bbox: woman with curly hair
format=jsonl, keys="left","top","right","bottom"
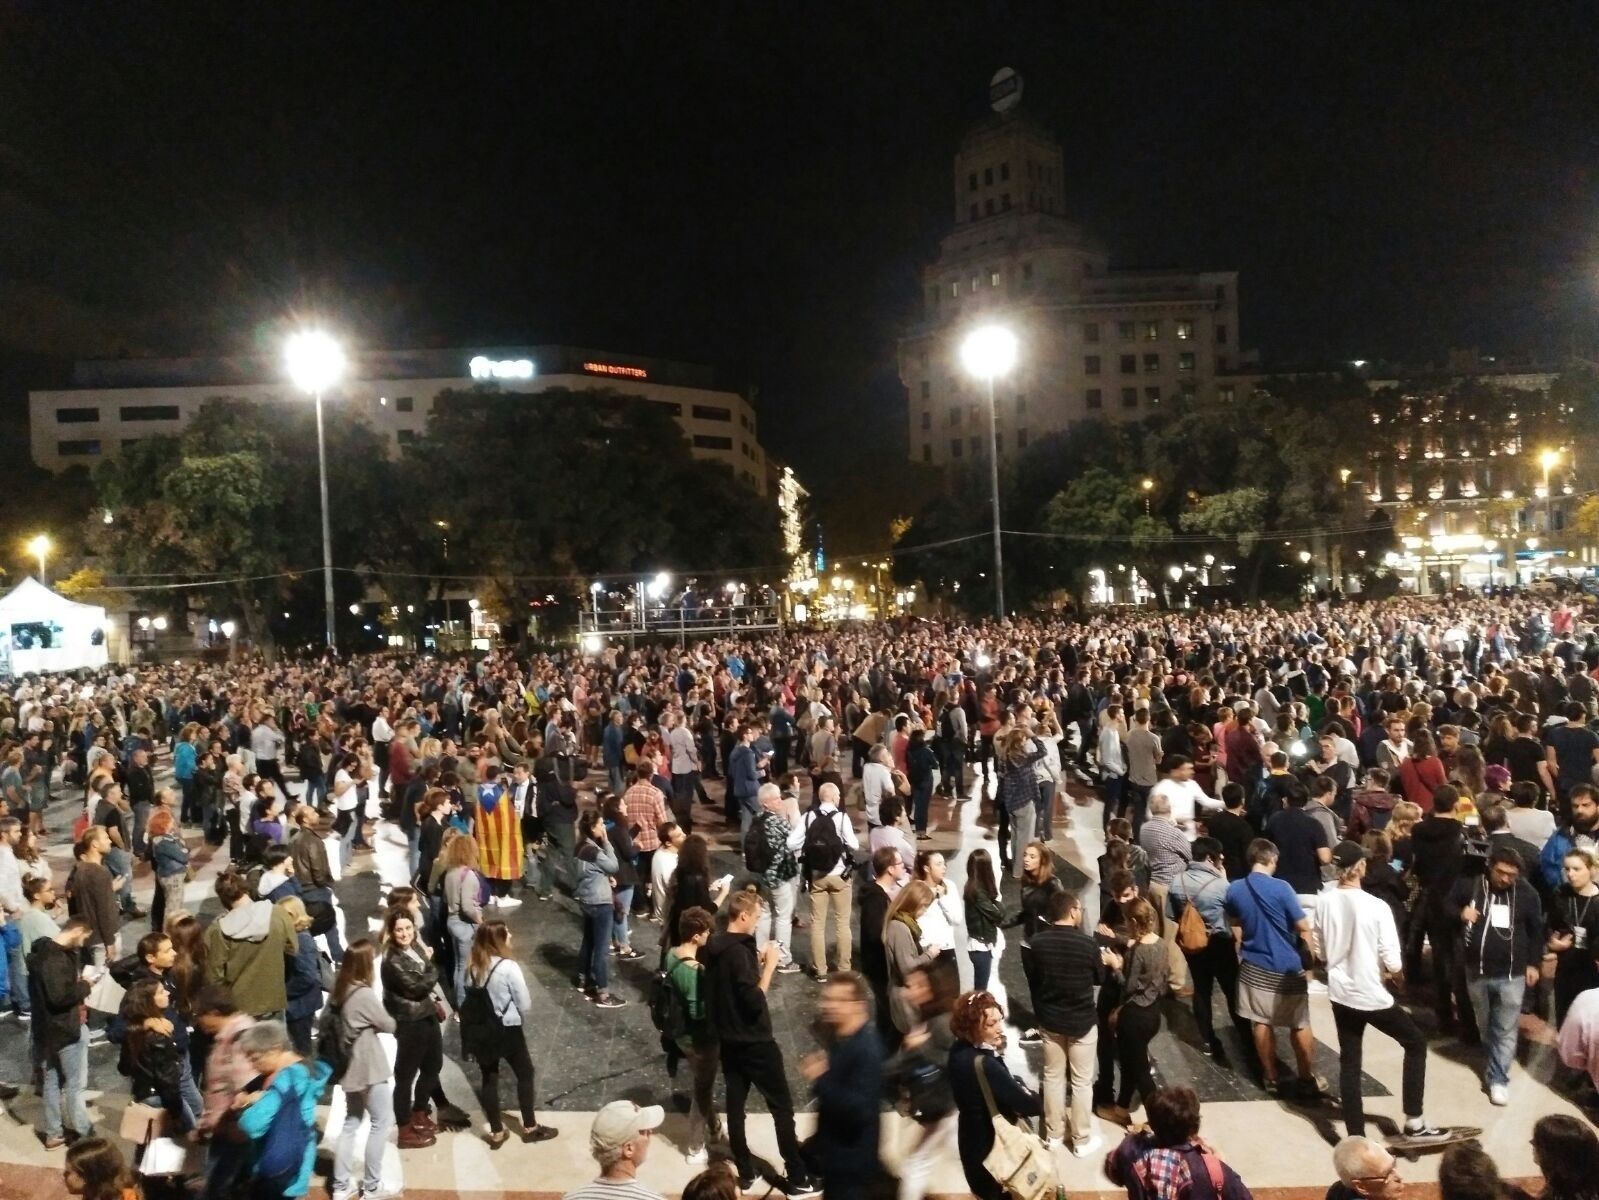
{"left": 946, "top": 990, "right": 1041, "bottom": 1200}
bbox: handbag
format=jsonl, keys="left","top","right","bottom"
{"left": 974, "top": 1055, "right": 1058, "bottom": 1200}
{"left": 120, "top": 1100, "right": 168, "bottom": 1144}
{"left": 87, "top": 970, "right": 126, "bottom": 1015}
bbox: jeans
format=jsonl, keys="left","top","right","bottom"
{"left": 1121, "top": 783, "right": 1150, "bottom": 839}
{"left": 301, "top": 885, "right": 345, "bottom": 962}
{"left": 393, "top": 1017, "right": 443, "bottom": 1122}
{"left": 1036, "top": 780, "right": 1056, "bottom": 841}
{"left": 5, "top": 923, "right": 27, "bottom": 1014}
{"left": 612, "top": 888, "right": 634, "bottom": 950}
{"left": 1186, "top": 934, "right": 1241, "bottom": 1040}
{"left": 334, "top": 1080, "right": 394, "bottom": 1195}
{"left": 911, "top": 779, "right": 933, "bottom": 834}
{"left": 722, "top": 1039, "right": 807, "bottom": 1180}
{"left": 809, "top": 874, "right": 853, "bottom": 972}
{"left": 446, "top": 916, "right": 477, "bottom": 1006}
{"left": 671, "top": 772, "right": 702, "bottom": 834}
{"left": 539, "top": 821, "right": 575, "bottom": 897}
{"left": 41, "top": 1025, "right": 90, "bottom": 1139}
{"left": 1101, "top": 774, "right": 1125, "bottom": 832}
{"left": 940, "top": 743, "right": 966, "bottom": 796}
{"left": 407, "top": 827, "right": 421, "bottom": 881}
{"left": 132, "top": 802, "right": 151, "bottom": 858}
{"left": 579, "top": 902, "right": 614, "bottom": 992}
{"left": 1467, "top": 975, "right": 1526, "bottom": 1087}
{"left": 607, "top": 764, "right": 626, "bottom": 795}
{"left": 1008, "top": 803, "right": 1036, "bottom": 879}
{"left": 969, "top": 947, "right": 993, "bottom": 992}
{"left": 178, "top": 778, "right": 197, "bottom": 824}
{"left": 1041, "top": 1025, "right": 1098, "bottom": 1145}
{"left": 339, "top": 810, "right": 361, "bottom": 868}
{"left": 682, "top": 1042, "right": 723, "bottom": 1153}
{"left": 302, "top": 775, "right": 327, "bottom": 812}
{"left": 1332, "top": 1001, "right": 1427, "bottom": 1136}
{"left": 755, "top": 877, "right": 798, "bottom": 966}
{"left": 105, "top": 847, "right": 136, "bottom": 910}
{"left": 476, "top": 1029, "right": 536, "bottom": 1134}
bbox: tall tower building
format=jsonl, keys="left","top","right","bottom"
{"left": 899, "top": 73, "right": 1241, "bottom": 469}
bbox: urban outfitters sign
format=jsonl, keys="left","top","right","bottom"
{"left": 469, "top": 356, "right": 534, "bottom": 380}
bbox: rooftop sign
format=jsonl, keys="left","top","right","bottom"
{"left": 469, "top": 356, "right": 535, "bottom": 380}
{"left": 583, "top": 361, "right": 648, "bottom": 379}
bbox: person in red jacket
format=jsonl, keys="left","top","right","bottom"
{"left": 1397, "top": 729, "right": 1446, "bottom": 813}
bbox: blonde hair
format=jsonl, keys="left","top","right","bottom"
{"left": 1389, "top": 801, "right": 1423, "bottom": 839}
{"left": 275, "top": 895, "right": 313, "bottom": 932}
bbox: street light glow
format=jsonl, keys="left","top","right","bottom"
{"left": 581, "top": 633, "right": 604, "bottom": 654}
{"left": 959, "top": 325, "right": 1018, "bottom": 380}
{"left": 1541, "top": 448, "right": 1560, "bottom": 472}
{"left": 285, "top": 330, "right": 346, "bottom": 394}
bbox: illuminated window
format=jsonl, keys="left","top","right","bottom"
{"left": 950, "top": 281, "right": 959, "bottom": 298}
{"left": 1143, "top": 321, "right": 1160, "bottom": 341}
{"left": 1143, "top": 354, "right": 1160, "bottom": 373}
{"left": 1084, "top": 322, "right": 1100, "bottom": 343}
{"left": 971, "top": 275, "right": 980, "bottom": 292}
{"left": 1121, "top": 387, "right": 1138, "bottom": 409}
{"left": 1086, "top": 388, "right": 1103, "bottom": 410}
{"left": 1085, "top": 355, "right": 1102, "bottom": 376}
{"left": 1118, "top": 321, "right": 1136, "bottom": 340}
{"left": 1178, "top": 352, "right": 1196, "bottom": 373}
{"left": 1145, "top": 387, "right": 1161, "bottom": 405}
{"left": 990, "top": 269, "right": 1001, "bottom": 287}
{"left": 1120, "top": 354, "right": 1137, "bottom": 374}
{"left": 55, "top": 407, "right": 99, "bottom": 424}
{"left": 1176, "top": 320, "right": 1194, "bottom": 341}
{"left": 1219, "top": 385, "right": 1236, "bottom": 403}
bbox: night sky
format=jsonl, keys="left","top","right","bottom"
{"left": 2, "top": 4, "right": 1597, "bottom": 527}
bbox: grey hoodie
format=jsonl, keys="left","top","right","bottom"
{"left": 204, "top": 898, "right": 297, "bottom": 1017}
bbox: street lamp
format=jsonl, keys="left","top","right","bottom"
{"left": 1140, "top": 477, "right": 1154, "bottom": 515}
{"left": 959, "top": 324, "right": 1018, "bottom": 620}
{"left": 1540, "top": 448, "right": 1561, "bottom": 535}
{"left": 26, "top": 534, "right": 50, "bottom": 585}
{"left": 285, "top": 329, "right": 346, "bottom": 653}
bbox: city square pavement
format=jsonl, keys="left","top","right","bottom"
{"left": 0, "top": 754, "right": 1583, "bottom": 1199}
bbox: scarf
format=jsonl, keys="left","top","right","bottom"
{"left": 891, "top": 910, "right": 922, "bottom": 945}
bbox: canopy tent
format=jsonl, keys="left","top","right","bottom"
{"left": 0, "top": 577, "right": 109, "bottom": 677}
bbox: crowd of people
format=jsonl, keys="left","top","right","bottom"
{"left": 0, "top": 590, "right": 1596, "bottom": 1200}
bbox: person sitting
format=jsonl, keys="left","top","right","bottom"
{"left": 1105, "top": 1085, "right": 1252, "bottom": 1200}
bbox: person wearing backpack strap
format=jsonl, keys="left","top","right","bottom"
{"left": 1104, "top": 1085, "right": 1254, "bottom": 1200}
{"left": 749, "top": 784, "right": 804, "bottom": 974}
{"left": 232, "top": 1019, "right": 334, "bottom": 1200}
{"left": 1165, "top": 838, "right": 1241, "bottom": 1059}
{"left": 803, "top": 781, "right": 860, "bottom": 978}
{"left": 662, "top": 905, "right": 722, "bottom": 1165}
{"left": 327, "top": 940, "right": 399, "bottom": 1199}
{"left": 460, "top": 921, "right": 558, "bottom": 1150}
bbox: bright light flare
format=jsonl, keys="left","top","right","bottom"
{"left": 960, "top": 325, "right": 1018, "bottom": 380}
{"left": 284, "top": 330, "right": 346, "bottom": 394}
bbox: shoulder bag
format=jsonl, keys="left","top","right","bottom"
{"left": 974, "top": 1055, "right": 1058, "bottom": 1200}
{"left": 1243, "top": 874, "right": 1313, "bottom": 972}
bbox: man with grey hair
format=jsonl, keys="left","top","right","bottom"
{"left": 803, "top": 781, "right": 859, "bottom": 977}
{"left": 751, "top": 782, "right": 804, "bottom": 974}
{"left": 1328, "top": 1135, "right": 1404, "bottom": 1200}
{"left": 561, "top": 1100, "right": 665, "bottom": 1200}
{"left": 861, "top": 744, "right": 895, "bottom": 830}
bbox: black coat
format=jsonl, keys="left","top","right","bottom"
{"left": 382, "top": 947, "right": 442, "bottom": 1023}
{"left": 28, "top": 938, "right": 90, "bottom": 1056}
{"left": 948, "top": 1040, "right": 1042, "bottom": 1200}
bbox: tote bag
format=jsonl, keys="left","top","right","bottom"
{"left": 975, "top": 1056, "right": 1058, "bottom": 1200}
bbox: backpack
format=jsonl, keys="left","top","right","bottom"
{"left": 802, "top": 808, "right": 849, "bottom": 880}
{"left": 649, "top": 952, "right": 692, "bottom": 1047}
{"left": 314, "top": 1003, "right": 350, "bottom": 1087}
{"left": 458, "top": 960, "right": 508, "bottom": 1058}
{"left": 255, "top": 1072, "right": 312, "bottom": 1185}
{"left": 1175, "top": 875, "right": 1222, "bottom": 954}
{"left": 743, "top": 815, "right": 774, "bottom": 875}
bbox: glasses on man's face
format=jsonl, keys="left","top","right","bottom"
{"left": 1354, "top": 1165, "right": 1400, "bottom": 1188}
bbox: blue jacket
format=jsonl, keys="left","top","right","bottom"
{"left": 1542, "top": 825, "right": 1590, "bottom": 891}
{"left": 284, "top": 931, "right": 323, "bottom": 1022}
{"left": 573, "top": 839, "right": 620, "bottom": 907}
{"left": 150, "top": 833, "right": 190, "bottom": 880}
{"left": 172, "top": 741, "right": 196, "bottom": 782}
{"left": 602, "top": 723, "right": 626, "bottom": 767}
{"left": 728, "top": 743, "right": 760, "bottom": 807}
{"left": 238, "top": 1058, "right": 332, "bottom": 1198}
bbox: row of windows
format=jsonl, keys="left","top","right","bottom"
{"left": 1085, "top": 319, "right": 1197, "bottom": 343}
{"left": 692, "top": 404, "right": 731, "bottom": 422}
{"left": 55, "top": 405, "right": 181, "bottom": 424}
{"left": 1085, "top": 387, "right": 1165, "bottom": 410}
{"left": 693, "top": 434, "right": 733, "bottom": 451}
{"left": 931, "top": 262, "right": 1035, "bottom": 306}
{"left": 1085, "top": 352, "right": 1197, "bottom": 376}
{"left": 966, "top": 159, "right": 1057, "bottom": 191}
{"left": 942, "top": 429, "right": 1031, "bottom": 461}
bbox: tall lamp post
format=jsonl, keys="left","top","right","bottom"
{"left": 960, "top": 325, "right": 1018, "bottom": 620}
{"left": 285, "top": 330, "right": 347, "bottom": 653}
{"left": 1540, "top": 448, "right": 1561, "bottom": 537}
{"left": 26, "top": 534, "right": 50, "bottom": 585}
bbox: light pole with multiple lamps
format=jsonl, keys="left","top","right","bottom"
{"left": 960, "top": 325, "right": 1018, "bottom": 621}
{"left": 285, "top": 330, "right": 346, "bottom": 654}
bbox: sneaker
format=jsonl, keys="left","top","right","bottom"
{"left": 1489, "top": 1084, "right": 1509, "bottom": 1106}
{"left": 1044, "top": 1137, "right": 1064, "bottom": 1151}
{"left": 782, "top": 1176, "right": 821, "bottom": 1197}
{"left": 573, "top": 975, "right": 587, "bottom": 991}
{"left": 494, "top": 895, "right": 523, "bottom": 909}
{"left": 685, "top": 1147, "right": 709, "bottom": 1166}
{"left": 616, "top": 948, "right": 644, "bottom": 962}
{"left": 361, "top": 1185, "right": 403, "bottom": 1200}
{"left": 15, "top": 1011, "right": 30, "bottom": 1024}
{"left": 593, "top": 993, "right": 627, "bottom": 1009}
{"left": 1018, "top": 1028, "right": 1043, "bottom": 1045}
{"left": 1298, "top": 1074, "right": 1330, "bottom": 1100}
{"left": 521, "top": 1124, "right": 558, "bottom": 1144}
{"left": 1400, "top": 1120, "right": 1450, "bottom": 1142}
{"left": 0, "top": 1080, "right": 18, "bottom": 1100}
{"left": 1071, "top": 1131, "right": 1106, "bottom": 1159}
{"left": 41, "top": 1133, "right": 66, "bottom": 1151}
{"left": 776, "top": 961, "right": 802, "bottom": 974}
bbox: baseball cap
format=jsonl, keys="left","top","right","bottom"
{"left": 590, "top": 1100, "right": 664, "bottom": 1154}
{"left": 1331, "top": 840, "right": 1367, "bottom": 870}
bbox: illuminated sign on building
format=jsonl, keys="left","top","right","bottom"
{"left": 582, "top": 361, "right": 649, "bottom": 379}
{"left": 469, "top": 356, "right": 535, "bottom": 380}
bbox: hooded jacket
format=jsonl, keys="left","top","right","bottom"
{"left": 204, "top": 899, "right": 298, "bottom": 1016}
{"left": 27, "top": 936, "right": 90, "bottom": 1055}
{"left": 1410, "top": 815, "right": 1465, "bottom": 897}
{"left": 701, "top": 930, "right": 772, "bottom": 1045}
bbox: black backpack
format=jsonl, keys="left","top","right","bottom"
{"left": 649, "top": 953, "right": 692, "bottom": 1047}
{"left": 314, "top": 1002, "right": 350, "bottom": 1088}
{"left": 802, "top": 808, "right": 849, "bottom": 880}
{"left": 458, "top": 961, "right": 508, "bottom": 1057}
{"left": 743, "top": 815, "right": 774, "bottom": 875}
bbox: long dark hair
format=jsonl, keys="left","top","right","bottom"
{"left": 122, "top": 978, "right": 167, "bottom": 1061}
{"left": 678, "top": 832, "right": 711, "bottom": 879}
{"left": 963, "top": 848, "right": 998, "bottom": 903}
{"left": 577, "top": 807, "right": 603, "bottom": 845}
{"left": 1533, "top": 1115, "right": 1599, "bottom": 1200}
{"left": 164, "top": 912, "right": 206, "bottom": 1016}
{"left": 66, "top": 1137, "right": 139, "bottom": 1200}
{"left": 332, "top": 939, "right": 376, "bottom": 1005}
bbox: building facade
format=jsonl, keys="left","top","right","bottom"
{"left": 898, "top": 105, "right": 1243, "bottom": 469}
{"left": 30, "top": 344, "right": 770, "bottom": 493}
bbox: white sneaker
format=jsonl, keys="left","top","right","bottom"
{"left": 685, "top": 1147, "right": 709, "bottom": 1166}
{"left": 1072, "top": 1131, "right": 1106, "bottom": 1159}
{"left": 1044, "top": 1137, "right": 1063, "bottom": 1151}
{"left": 1488, "top": 1084, "right": 1509, "bottom": 1106}
{"left": 331, "top": 1186, "right": 355, "bottom": 1200}
{"left": 1306, "top": 979, "right": 1329, "bottom": 996}
{"left": 362, "top": 1185, "right": 403, "bottom": 1200}
{"left": 494, "top": 895, "right": 523, "bottom": 909}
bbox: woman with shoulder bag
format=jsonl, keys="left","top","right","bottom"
{"left": 460, "top": 921, "right": 558, "bottom": 1149}
{"left": 1098, "top": 899, "right": 1168, "bottom": 1126}
{"left": 380, "top": 908, "right": 447, "bottom": 1150}
{"left": 947, "top": 990, "right": 1044, "bottom": 1200}
{"left": 329, "top": 940, "right": 397, "bottom": 1198}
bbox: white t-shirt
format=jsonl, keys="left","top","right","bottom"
{"left": 333, "top": 768, "right": 358, "bottom": 811}
{"left": 1151, "top": 777, "right": 1215, "bottom": 832}
{"left": 1315, "top": 885, "right": 1401, "bottom": 1011}
{"left": 651, "top": 846, "right": 678, "bottom": 902}
{"left": 1505, "top": 807, "right": 1557, "bottom": 849}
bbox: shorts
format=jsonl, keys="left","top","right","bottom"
{"left": 1237, "top": 960, "right": 1310, "bottom": 1028}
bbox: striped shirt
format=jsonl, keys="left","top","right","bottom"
{"left": 1138, "top": 817, "right": 1192, "bottom": 886}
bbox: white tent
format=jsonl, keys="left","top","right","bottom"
{"left": 0, "top": 577, "right": 110, "bottom": 677}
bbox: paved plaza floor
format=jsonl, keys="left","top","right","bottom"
{"left": 0, "top": 760, "right": 1586, "bottom": 1199}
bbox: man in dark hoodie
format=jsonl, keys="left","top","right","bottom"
{"left": 1454, "top": 845, "right": 1543, "bottom": 1107}
{"left": 800, "top": 971, "right": 884, "bottom": 1200}
{"left": 28, "top": 916, "right": 94, "bottom": 1148}
{"left": 202, "top": 869, "right": 297, "bottom": 1018}
{"left": 1410, "top": 784, "right": 1474, "bottom": 1037}
{"left": 702, "top": 889, "right": 818, "bottom": 1196}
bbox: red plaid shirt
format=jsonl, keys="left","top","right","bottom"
{"left": 623, "top": 781, "right": 669, "bottom": 851}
